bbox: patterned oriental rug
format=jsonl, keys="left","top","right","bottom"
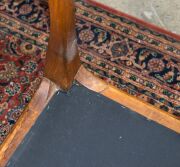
{"left": 0, "top": 0, "right": 180, "bottom": 145}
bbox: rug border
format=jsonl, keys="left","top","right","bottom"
{"left": 84, "top": 0, "right": 180, "bottom": 40}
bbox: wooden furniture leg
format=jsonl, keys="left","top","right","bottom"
{"left": 0, "top": 1, "right": 79, "bottom": 166}
{"left": 45, "top": 0, "right": 80, "bottom": 91}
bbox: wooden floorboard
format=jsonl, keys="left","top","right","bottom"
{"left": 0, "top": 78, "right": 59, "bottom": 167}
{"left": 75, "top": 66, "right": 180, "bottom": 134}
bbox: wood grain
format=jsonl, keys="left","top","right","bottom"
{"left": 45, "top": 0, "right": 80, "bottom": 91}
{"left": 0, "top": 78, "right": 59, "bottom": 167}
{"left": 76, "top": 66, "right": 180, "bottom": 133}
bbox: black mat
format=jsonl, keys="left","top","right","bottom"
{"left": 8, "top": 85, "right": 180, "bottom": 167}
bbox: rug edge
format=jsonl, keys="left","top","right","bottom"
{"left": 84, "top": 0, "right": 180, "bottom": 40}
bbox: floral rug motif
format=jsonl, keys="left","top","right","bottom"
{"left": 0, "top": 0, "right": 48, "bottom": 144}
{"left": 0, "top": 0, "right": 179, "bottom": 145}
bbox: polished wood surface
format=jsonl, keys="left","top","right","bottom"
{"left": 45, "top": 0, "right": 80, "bottom": 91}
{"left": 76, "top": 66, "right": 180, "bottom": 133}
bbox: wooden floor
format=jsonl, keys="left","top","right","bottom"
{"left": 0, "top": 66, "right": 180, "bottom": 167}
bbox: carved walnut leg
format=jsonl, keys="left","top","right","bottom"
{"left": 45, "top": 0, "right": 80, "bottom": 91}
